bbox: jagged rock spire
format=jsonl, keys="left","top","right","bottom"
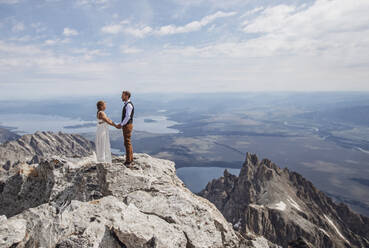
{"left": 200, "top": 153, "right": 369, "bottom": 248}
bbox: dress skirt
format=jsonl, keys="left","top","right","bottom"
{"left": 96, "top": 122, "right": 112, "bottom": 164}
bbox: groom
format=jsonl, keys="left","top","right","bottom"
{"left": 116, "top": 91, "right": 134, "bottom": 166}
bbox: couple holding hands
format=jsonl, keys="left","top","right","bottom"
{"left": 96, "top": 91, "right": 134, "bottom": 167}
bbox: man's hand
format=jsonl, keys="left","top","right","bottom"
{"left": 115, "top": 123, "right": 122, "bottom": 129}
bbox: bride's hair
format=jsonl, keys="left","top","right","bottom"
{"left": 96, "top": 101, "right": 105, "bottom": 117}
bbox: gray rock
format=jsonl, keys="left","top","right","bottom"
{"left": 6, "top": 196, "right": 188, "bottom": 248}
{"left": 0, "top": 156, "right": 102, "bottom": 217}
{"left": 0, "top": 131, "right": 95, "bottom": 203}
{"left": 0, "top": 215, "right": 27, "bottom": 247}
{"left": 0, "top": 153, "right": 252, "bottom": 248}
{"left": 0, "top": 131, "right": 95, "bottom": 170}
{"left": 199, "top": 153, "right": 369, "bottom": 248}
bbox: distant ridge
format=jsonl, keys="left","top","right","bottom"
{"left": 0, "top": 131, "right": 94, "bottom": 172}
{"left": 0, "top": 127, "right": 19, "bottom": 144}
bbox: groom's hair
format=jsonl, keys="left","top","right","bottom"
{"left": 122, "top": 91, "right": 131, "bottom": 99}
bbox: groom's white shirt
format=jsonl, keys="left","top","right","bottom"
{"left": 120, "top": 99, "right": 133, "bottom": 126}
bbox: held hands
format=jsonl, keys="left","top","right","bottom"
{"left": 114, "top": 123, "right": 122, "bottom": 129}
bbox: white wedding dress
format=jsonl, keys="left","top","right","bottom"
{"left": 95, "top": 111, "right": 112, "bottom": 164}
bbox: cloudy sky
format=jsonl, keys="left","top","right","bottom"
{"left": 1, "top": 0, "right": 369, "bottom": 99}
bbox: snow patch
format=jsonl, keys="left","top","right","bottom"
{"left": 273, "top": 201, "right": 286, "bottom": 211}
{"left": 233, "top": 218, "right": 242, "bottom": 229}
{"left": 287, "top": 197, "right": 302, "bottom": 212}
{"left": 319, "top": 228, "right": 330, "bottom": 237}
{"left": 324, "top": 215, "right": 350, "bottom": 245}
{"left": 249, "top": 204, "right": 265, "bottom": 209}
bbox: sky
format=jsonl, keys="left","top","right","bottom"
{"left": 0, "top": 0, "right": 369, "bottom": 99}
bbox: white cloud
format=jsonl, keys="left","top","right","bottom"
{"left": 0, "top": 41, "right": 107, "bottom": 69}
{"left": 31, "top": 23, "right": 47, "bottom": 33}
{"left": 242, "top": 5, "right": 299, "bottom": 34}
{"left": 2, "top": 0, "right": 369, "bottom": 99}
{"left": 0, "top": 40, "right": 128, "bottom": 100}
{"left": 157, "top": 11, "right": 237, "bottom": 35}
{"left": 124, "top": 26, "right": 153, "bottom": 38}
{"left": 101, "top": 11, "right": 236, "bottom": 37}
{"left": 240, "top": 7, "right": 264, "bottom": 18}
{"left": 63, "top": 27, "right": 79, "bottom": 36}
{"left": 44, "top": 39, "right": 58, "bottom": 46}
{"left": 102, "top": 24, "right": 152, "bottom": 38}
{"left": 76, "top": 0, "right": 110, "bottom": 7}
{"left": 101, "top": 20, "right": 129, "bottom": 34}
{"left": 97, "top": 37, "right": 114, "bottom": 47}
{"left": 243, "top": 1, "right": 369, "bottom": 37}
{"left": 44, "top": 38, "right": 70, "bottom": 46}
{"left": 120, "top": 45, "right": 143, "bottom": 54}
{"left": 239, "top": 0, "right": 369, "bottom": 66}
{"left": 72, "top": 48, "right": 109, "bottom": 60}
{"left": 101, "top": 24, "right": 122, "bottom": 34}
{"left": 0, "top": 40, "right": 114, "bottom": 82}
{"left": 8, "top": 35, "right": 33, "bottom": 42}
{"left": 0, "top": 40, "right": 44, "bottom": 56}
{"left": 172, "top": 0, "right": 247, "bottom": 9}
{"left": 12, "top": 22, "right": 24, "bottom": 32}
{"left": 207, "top": 24, "right": 216, "bottom": 32}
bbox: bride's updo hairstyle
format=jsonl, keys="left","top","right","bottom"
{"left": 96, "top": 101, "right": 105, "bottom": 117}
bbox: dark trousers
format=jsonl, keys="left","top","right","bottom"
{"left": 123, "top": 123, "right": 133, "bottom": 162}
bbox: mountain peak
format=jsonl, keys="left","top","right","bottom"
{"left": 246, "top": 152, "right": 258, "bottom": 165}
{"left": 200, "top": 153, "right": 369, "bottom": 248}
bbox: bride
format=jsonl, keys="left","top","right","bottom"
{"left": 96, "top": 100, "right": 118, "bottom": 164}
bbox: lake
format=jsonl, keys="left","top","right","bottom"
{"left": 176, "top": 167, "right": 240, "bottom": 193}
{"left": 0, "top": 113, "right": 179, "bottom": 135}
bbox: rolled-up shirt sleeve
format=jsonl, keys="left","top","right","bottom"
{"left": 120, "top": 103, "right": 133, "bottom": 126}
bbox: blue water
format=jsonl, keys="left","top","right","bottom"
{"left": 0, "top": 113, "right": 179, "bottom": 135}
{"left": 176, "top": 167, "right": 240, "bottom": 193}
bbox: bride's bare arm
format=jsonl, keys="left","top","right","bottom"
{"left": 98, "top": 112, "right": 117, "bottom": 127}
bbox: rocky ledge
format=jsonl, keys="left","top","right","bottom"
{"left": 0, "top": 153, "right": 267, "bottom": 248}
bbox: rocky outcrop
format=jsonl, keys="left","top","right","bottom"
{"left": 199, "top": 153, "right": 369, "bottom": 248}
{"left": 0, "top": 155, "right": 100, "bottom": 217}
{"left": 0, "top": 131, "right": 94, "bottom": 171}
{"left": 0, "top": 152, "right": 253, "bottom": 248}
